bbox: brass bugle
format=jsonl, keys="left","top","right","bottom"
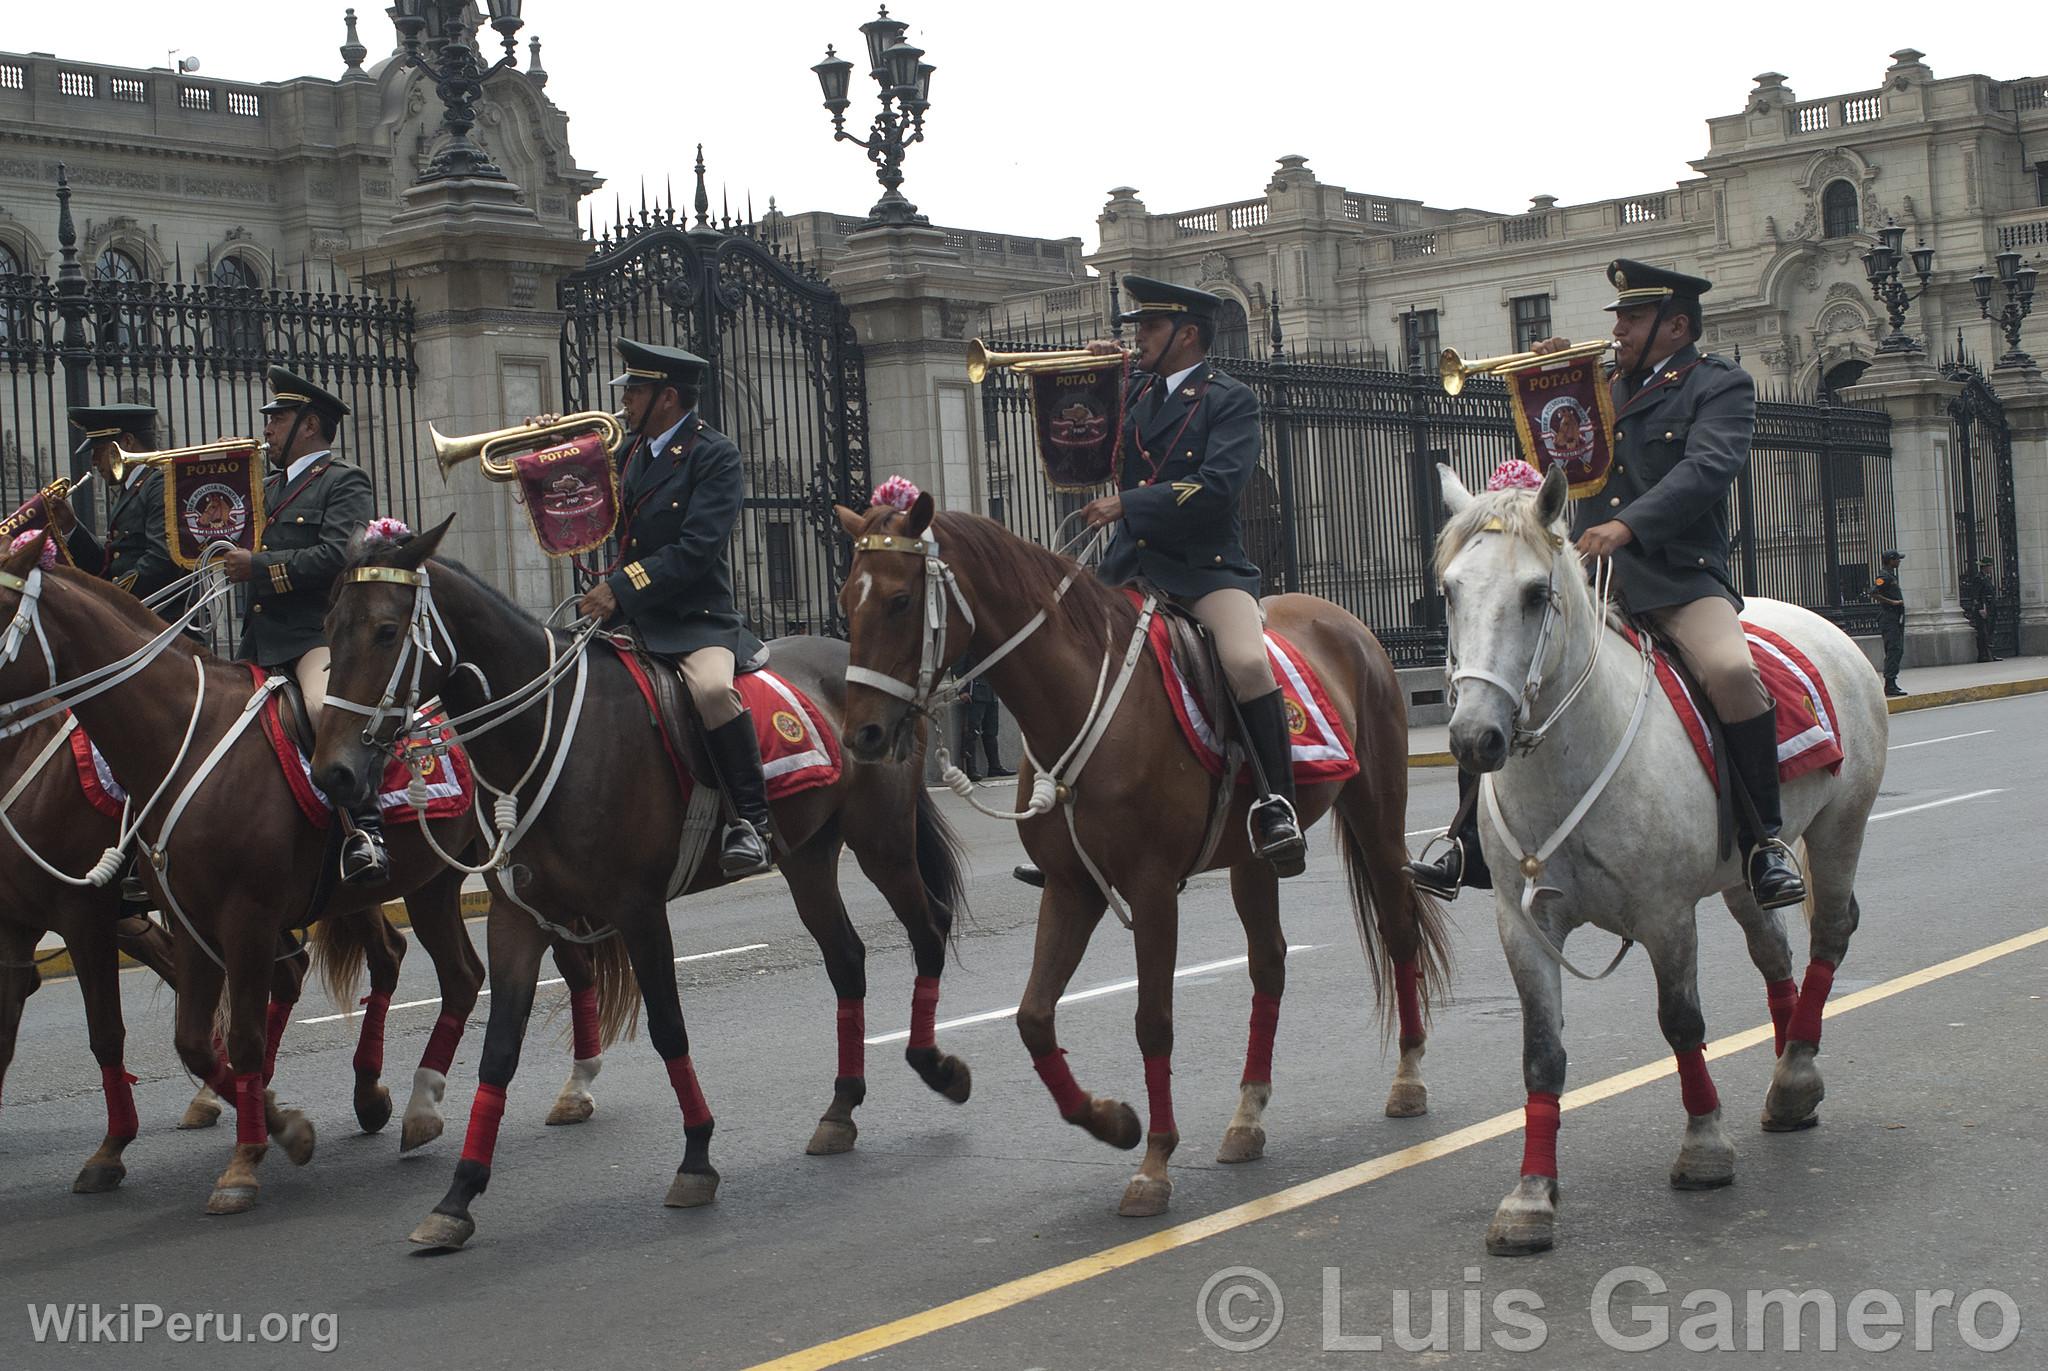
{"left": 966, "top": 339, "right": 1122, "bottom": 383}
{"left": 431, "top": 410, "right": 627, "bottom": 483}
{"left": 109, "top": 437, "right": 263, "bottom": 483}
{"left": 1439, "top": 339, "right": 1614, "bottom": 396}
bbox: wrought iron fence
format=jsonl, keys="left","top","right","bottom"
{"left": 1941, "top": 347, "right": 2019, "bottom": 657}
{"left": 977, "top": 330, "right": 1896, "bottom": 663}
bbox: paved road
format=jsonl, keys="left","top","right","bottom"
{"left": 1, "top": 694, "right": 2042, "bottom": 1369}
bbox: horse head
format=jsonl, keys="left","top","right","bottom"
{"left": 315, "top": 514, "right": 456, "bottom": 806}
{"left": 0, "top": 530, "right": 60, "bottom": 705}
{"left": 1434, "top": 462, "right": 1583, "bottom": 772}
{"left": 834, "top": 488, "right": 957, "bottom": 764}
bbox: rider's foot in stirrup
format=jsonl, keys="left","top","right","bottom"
{"left": 1746, "top": 841, "right": 1806, "bottom": 910}
{"left": 720, "top": 821, "right": 771, "bottom": 879}
{"left": 1251, "top": 797, "right": 1307, "bottom": 878}
{"left": 339, "top": 831, "right": 390, "bottom": 885}
{"left": 1012, "top": 862, "right": 1045, "bottom": 888}
{"left": 1406, "top": 842, "right": 1465, "bottom": 901}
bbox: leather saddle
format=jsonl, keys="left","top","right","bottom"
{"left": 1625, "top": 613, "right": 1737, "bottom": 861}
{"left": 1147, "top": 589, "right": 1241, "bottom": 756}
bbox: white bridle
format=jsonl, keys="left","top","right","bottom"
{"left": 1444, "top": 538, "right": 1616, "bottom": 757}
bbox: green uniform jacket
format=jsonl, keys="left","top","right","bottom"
{"left": 237, "top": 453, "right": 374, "bottom": 668}
{"left": 65, "top": 467, "right": 176, "bottom": 600}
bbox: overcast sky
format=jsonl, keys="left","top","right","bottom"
{"left": 9, "top": 2, "right": 2028, "bottom": 249}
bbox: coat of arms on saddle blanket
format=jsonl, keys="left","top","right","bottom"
{"left": 609, "top": 649, "right": 842, "bottom": 801}
{"left": 1623, "top": 623, "right": 1846, "bottom": 788}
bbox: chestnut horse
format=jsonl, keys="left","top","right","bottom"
{"left": 313, "top": 518, "right": 971, "bottom": 1250}
{"left": 837, "top": 495, "right": 1453, "bottom": 1216}
{"left": 0, "top": 538, "right": 632, "bottom": 1214}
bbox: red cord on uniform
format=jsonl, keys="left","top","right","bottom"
{"left": 835, "top": 999, "right": 864, "bottom": 1079}
{"left": 1675, "top": 1047, "right": 1719, "bottom": 1116}
{"left": 570, "top": 986, "right": 602, "bottom": 1062}
{"left": 420, "top": 1011, "right": 465, "bottom": 1076}
{"left": 1786, "top": 959, "right": 1836, "bottom": 1046}
{"left": 353, "top": 990, "right": 392, "bottom": 1078}
{"left": 1143, "top": 1055, "right": 1176, "bottom": 1137}
{"left": 459, "top": 1083, "right": 508, "bottom": 1167}
{"left": 1765, "top": 978, "right": 1798, "bottom": 1056}
{"left": 908, "top": 976, "right": 941, "bottom": 1051}
{"left": 665, "top": 1055, "right": 713, "bottom": 1129}
{"left": 1241, "top": 992, "right": 1280, "bottom": 1085}
{"left": 1521, "top": 1091, "right": 1561, "bottom": 1179}
{"left": 1033, "top": 1049, "right": 1088, "bottom": 1119}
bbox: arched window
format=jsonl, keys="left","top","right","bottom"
{"left": 0, "top": 241, "right": 25, "bottom": 346}
{"left": 0, "top": 242, "right": 22, "bottom": 277}
{"left": 95, "top": 248, "right": 141, "bottom": 282}
{"left": 210, "top": 254, "right": 260, "bottom": 289}
{"left": 1820, "top": 358, "right": 1869, "bottom": 402}
{"left": 1213, "top": 298, "right": 1250, "bottom": 358}
{"left": 92, "top": 247, "right": 146, "bottom": 355}
{"left": 1821, "top": 180, "right": 1859, "bottom": 239}
{"left": 209, "top": 254, "right": 265, "bottom": 356}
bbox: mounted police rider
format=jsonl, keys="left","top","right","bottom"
{"left": 1409, "top": 259, "right": 1805, "bottom": 911}
{"left": 50, "top": 403, "right": 177, "bottom": 601}
{"left": 575, "top": 339, "right": 773, "bottom": 878}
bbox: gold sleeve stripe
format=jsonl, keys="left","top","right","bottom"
{"left": 623, "top": 562, "right": 652, "bottom": 591}
{"left": 1171, "top": 480, "right": 1203, "bottom": 506}
{"left": 269, "top": 564, "right": 291, "bottom": 594}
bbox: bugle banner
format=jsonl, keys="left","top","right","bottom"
{"left": 511, "top": 432, "right": 621, "bottom": 557}
{"left": 0, "top": 483, "right": 78, "bottom": 566}
{"left": 1501, "top": 351, "right": 1619, "bottom": 499}
{"left": 1027, "top": 355, "right": 1128, "bottom": 490}
{"left": 164, "top": 445, "right": 265, "bottom": 568}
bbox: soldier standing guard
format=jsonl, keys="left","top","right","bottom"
{"left": 1410, "top": 259, "right": 1805, "bottom": 910}
{"left": 228, "top": 367, "right": 387, "bottom": 883}
{"left": 578, "top": 339, "right": 773, "bottom": 878}
{"left": 1963, "top": 554, "right": 2001, "bottom": 663}
{"left": 50, "top": 403, "right": 177, "bottom": 600}
{"left": 1872, "top": 550, "right": 1906, "bottom": 696}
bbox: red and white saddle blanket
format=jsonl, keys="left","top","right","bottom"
{"left": 1623, "top": 623, "right": 1845, "bottom": 789}
{"left": 610, "top": 649, "right": 842, "bottom": 802}
{"left": 1140, "top": 608, "right": 1360, "bottom": 787}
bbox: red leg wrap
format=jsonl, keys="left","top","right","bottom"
{"left": 1143, "top": 1055, "right": 1175, "bottom": 1136}
{"left": 458, "top": 1083, "right": 507, "bottom": 1167}
{"left": 1032, "top": 1049, "right": 1088, "bottom": 1119}
{"left": 100, "top": 1063, "right": 139, "bottom": 1140}
{"left": 1241, "top": 991, "right": 1280, "bottom": 1085}
{"left": 419, "top": 1010, "right": 465, "bottom": 1076}
{"left": 665, "top": 1055, "right": 713, "bottom": 1129}
{"left": 1765, "top": 978, "right": 1798, "bottom": 1056}
{"left": 1675, "top": 1047, "right": 1719, "bottom": 1116}
{"left": 1520, "top": 1091, "right": 1561, "bottom": 1179}
{"left": 570, "top": 985, "right": 601, "bottom": 1062}
{"left": 262, "top": 1001, "right": 292, "bottom": 1084}
{"left": 836, "top": 999, "right": 864, "bottom": 1079}
{"left": 234, "top": 1072, "right": 266, "bottom": 1147}
{"left": 352, "top": 990, "right": 392, "bottom": 1078}
{"left": 908, "top": 975, "right": 940, "bottom": 1051}
{"left": 1395, "top": 958, "right": 1425, "bottom": 1051}
{"left": 1787, "top": 959, "right": 1835, "bottom": 1046}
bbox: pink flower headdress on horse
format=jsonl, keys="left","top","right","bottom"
{"left": 870, "top": 476, "right": 921, "bottom": 512}
{"left": 364, "top": 516, "right": 411, "bottom": 544}
{"left": 8, "top": 530, "right": 58, "bottom": 570}
{"left": 1487, "top": 459, "right": 1544, "bottom": 492}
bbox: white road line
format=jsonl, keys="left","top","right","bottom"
{"left": 1888, "top": 729, "right": 1994, "bottom": 751}
{"left": 863, "top": 944, "right": 1318, "bottom": 1046}
{"left": 295, "top": 942, "right": 769, "bottom": 1025}
{"left": 1868, "top": 789, "right": 2005, "bottom": 823}
{"left": 1404, "top": 826, "right": 1445, "bottom": 839}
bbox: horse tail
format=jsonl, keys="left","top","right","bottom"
{"left": 591, "top": 932, "right": 641, "bottom": 1047}
{"left": 310, "top": 907, "right": 375, "bottom": 1012}
{"left": 913, "top": 784, "right": 971, "bottom": 957}
{"left": 1336, "top": 811, "right": 1455, "bottom": 1046}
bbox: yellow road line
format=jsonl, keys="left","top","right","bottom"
{"left": 744, "top": 922, "right": 2048, "bottom": 1371}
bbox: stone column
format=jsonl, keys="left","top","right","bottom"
{"left": 1839, "top": 350, "right": 1975, "bottom": 665}
{"left": 339, "top": 176, "right": 588, "bottom": 616}
{"left": 1997, "top": 366, "right": 2048, "bottom": 654}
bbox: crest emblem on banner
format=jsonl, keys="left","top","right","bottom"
{"left": 1026, "top": 357, "right": 1129, "bottom": 491}
{"left": 1501, "top": 352, "right": 1620, "bottom": 498}
{"left": 510, "top": 434, "right": 621, "bottom": 557}
{"left": 163, "top": 445, "right": 264, "bottom": 568}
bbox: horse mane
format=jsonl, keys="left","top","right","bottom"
{"left": 344, "top": 535, "right": 551, "bottom": 634}
{"left": 923, "top": 509, "right": 1133, "bottom": 649}
{"left": 1434, "top": 488, "right": 1604, "bottom": 627}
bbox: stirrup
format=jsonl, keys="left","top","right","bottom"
{"left": 1746, "top": 837, "right": 1806, "bottom": 910}
{"left": 339, "top": 831, "right": 390, "bottom": 886}
{"left": 1248, "top": 795, "right": 1306, "bottom": 877}
{"left": 1406, "top": 836, "right": 1465, "bottom": 900}
{"left": 719, "top": 821, "right": 771, "bottom": 878}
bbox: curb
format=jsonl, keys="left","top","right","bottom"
{"left": 34, "top": 888, "right": 493, "bottom": 983}
{"left": 1408, "top": 674, "right": 2048, "bottom": 769}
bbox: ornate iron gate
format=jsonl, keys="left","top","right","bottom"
{"left": 1942, "top": 350, "right": 2020, "bottom": 657}
{"left": 557, "top": 198, "right": 868, "bottom": 639}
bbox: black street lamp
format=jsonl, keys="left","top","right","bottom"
{"left": 811, "top": 6, "right": 935, "bottom": 228}
{"left": 1970, "top": 250, "right": 2040, "bottom": 370}
{"left": 1860, "top": 218, "right": 1935, "bottom": 354}
{"left": 392, "top": 0, "right": 526, "bottom": 183}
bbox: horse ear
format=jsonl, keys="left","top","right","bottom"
{"left": 1437, "top": 463, "right": 1473, "bottom": 516}
{"left": 395, "top": 513, "right": 456, "bottom": 570}
{"left": 834, "top": 504, "right": 865, "bottom": 540}
{"left": 2, "top": 530, "right": 48, "bottom": 578}
{"left": 1535, "top": 461, "right": 1570, "bottom": 531}
{"left": 903, "top": 490, "right": 935, "bottom": 538}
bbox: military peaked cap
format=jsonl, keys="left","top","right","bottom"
{"left": 607, "top": 338, "right": 710, "bottom": 391}
{"left": 260, "top": 366, "right": 351, "bottom": 425}
{"left": 1116, "top": 275, "right": 1224, "bottom": 325}
{"left": 69, "top": 402, "right": 157, "bottom": 458}
{"left": 1604, "top": 259, "right": 1714, "bottom": 312}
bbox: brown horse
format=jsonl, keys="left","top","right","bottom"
{"left": 0, "top": 538, "right": 632, "bottom": 1214}
{"left": 837, "top": 495, "right": 1453, "bottom": 1216}
{"left": 312, "top": 518, "right": 971, "bottom": 1250}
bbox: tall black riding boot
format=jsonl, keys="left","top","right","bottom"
{"left": 1724, "top": 707, "right": 1805, "bottom": 910}
{"left": 1240, "top": 689, "right": 1307, "bottom": 878}
{"left": 706, "top": 712, "right": 774, "bottom": 878}
{"left": 340, "top": 804, "right": 391, "bottom": 885}
{"left": 1406, "top": 768, "right": 1493, "bottom": 900}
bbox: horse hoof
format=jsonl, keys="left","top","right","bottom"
{"left": 1083, "top": 1100, "right": 1142, "bottom": 1151}
{"left": 544, "top": 1095, "right": 595, "bottom": 1127}
{"left": 72, "top": 1163, "right": 127, "bottom": 1194}
{"left": 1385, "top": 1081, "right": 1429, "bottom": 1119}
{"left": 805, "top": 1117, "right": 858, "bottom": 1156}
{"left": 179, "top": 1088, "right": 223, "bottom": 1130}
{"left": 1760, "top": 1110, "right": 1821, "bottom": 1133}
{"left": 356, "top": 1084, "right": 394, "bottom": 1135}
{"left": 276, "top": 1114, "right": 316, "bottom": 1167}
{"left": 938, "top": 1056, "right": 972, "bottom": 1105}
{"left": 408, "top": 1211, "right": 475, "bottom": 1250}
{"left": 1486, "top": 1177, "right": 1558, "bottom": 1257}
{"left": 1216, "top": 1125, "right": 1266, "bottom": 1164}
{"left": 400, "top": 1114, "right": 445, "bottom": 1154}
{"left": 1671, "top": 1151, "right": 1736, "bottom": 1190}
{"left": 1117, "top": 1174, "right": 1172, "bottom": 1218}
{"left": 664, "top": 1168, "right": 720, "bottom": 1208}
{"left": 206, "top": 1184, "right": 258, "bottom": 1216}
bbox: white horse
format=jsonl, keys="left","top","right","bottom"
{"left": 1435, "top": 463, "right": 1887, "bottom": 1256}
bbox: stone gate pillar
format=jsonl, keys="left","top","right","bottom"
{"left": 1997, "top": 367, "right": 2048, "bottom": 655}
